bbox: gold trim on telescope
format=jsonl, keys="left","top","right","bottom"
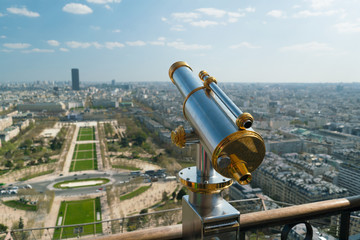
{"left": 204, "top": 76, "right": 217, "bottom": 90}
{"left": 179, "top": 177, "right": 233, "bottom": 194}
{"left": 171, "top": 125, "right": 186, "bottom": 148}
{"left": 182, "top": 86, "right": 206, "bottom": 120}
{"left": 169, "top": 61, "right": 192, "bottom": 84}
{"left": 212, "top": 130, "right": 265, "bottom": 185}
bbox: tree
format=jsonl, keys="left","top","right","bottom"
{"left": 18, "top": 217, "right": 24, "bottom": 229}
{"left": 162, "top": 191, "right": 168, "bottom": 202}
{"left": 176, "top": 188, "right": 187, "bottom": 200}
{"left": 0, "top": 223, "right": 8, "bottom": 232}
{"left": 120, "top": 137, "right": 129, "bottom": 147}
{"left": 133, "top": 132, "right": 147, "bottom": 146}
{"left": 5, "top": 160, "right": 13, "bottom": 168}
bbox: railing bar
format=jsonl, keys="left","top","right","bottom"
{"left": 229, "top": 198, "right": 260, "bottom": 203}
{"left": 10, "top": 208, "right": 182, "bottom": 233}
{"left": 339, "top": 211, "right": 350, "bottom": 240}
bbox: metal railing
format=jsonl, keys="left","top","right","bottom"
{"left": 5, "top": 195, "right": 360, "bottom": 240}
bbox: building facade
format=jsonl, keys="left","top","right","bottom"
{"left": 72, "top": 68, "right": 80, "bottom": 90}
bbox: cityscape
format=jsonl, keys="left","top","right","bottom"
{"left": 2, "top": 0, "right": 360, "bottom": 239}
{"left": 0, "top": 68, "right": 360, "bottom": 239}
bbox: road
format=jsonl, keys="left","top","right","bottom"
{"left": 0, "top": 171, "right": 132, "bottom": 197}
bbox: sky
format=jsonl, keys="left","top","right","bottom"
{"left": 1, "top": 0, "right": 360, "bottom": 83}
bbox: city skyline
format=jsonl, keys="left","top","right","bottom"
{"left": 1, "top": 0, "right": 360, "bottom": 83}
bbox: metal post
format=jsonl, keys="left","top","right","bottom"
{"left": 181, "top": 143, "right": 240, "bottom": 240}
{"left": 339, "top": 211, "right": 350, "bottom": 240}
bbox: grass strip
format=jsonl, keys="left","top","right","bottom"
{"left": 112, "top": 165, "right": 140, "bottom": 171}
{"left": 120, "top": 186, "right": 151, "bottom": 201}
{"left": 19, "top": 170, "right": 54, "bottom": 181}
{"left": 53, "top": 198, "right": 102, "bottom": 239}
{"left": 2, "top": 200, "right": 37, "bottom": 211}
{"left": 53, "top": 178, "right": 109, "bottom": 189}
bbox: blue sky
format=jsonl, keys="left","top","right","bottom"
{"left": 1, "top": 0, "right": 360, "bottom": 83}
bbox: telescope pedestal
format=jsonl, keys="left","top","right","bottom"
{"left": 182, "top": 192, "right": 240, "bottom": 240}
{"left": 179, "top": 145, "right": 240, "bottom": 240}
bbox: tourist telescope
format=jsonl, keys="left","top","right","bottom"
{"left": 169, "top": 61, "right": 266, "bottom": 239}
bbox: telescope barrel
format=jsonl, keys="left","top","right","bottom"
{"left": 169, "top": 61, "right": 265, "bottom": 185}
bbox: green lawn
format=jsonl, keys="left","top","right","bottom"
{"left": 75, "top": 151, "right": 94, "bottom": 160}
{"left": 70, "top": 143, "right": 97, "bottom": 172}
{"left": 53, "top": 198, "right": 102, "bottom": 239}
{"left": 77, "top": 127, "right": 95, "bottom": 141}
{"left": 77, "top": 143, "right": 95, "bottom": 151}
{"left": 70, "top": 160, "right": 95, "bottom": 172}
{"left": 120, "top": 186, "right": 151, "bottom": 201}
{"left": 77, "top": 135, "right": 95, "bottom": 141}
{"left": 2, "top": 200, "right": 37, "bottom": 211}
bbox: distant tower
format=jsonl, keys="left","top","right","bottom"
{"left": 71, "top": 68, "right": 80, "bottom": 90}
{"left": 112, "top": 79, "right": 115, "bottom": 86}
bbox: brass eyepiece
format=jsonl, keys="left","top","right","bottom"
{"left": 236, "top": 112, "right": 254, "bottom": 130}
{"left": 229, "top": 159, "right": 252, "bottom": 185}
{"left": 199, "top": 70, "right": 209, "bottom": 81}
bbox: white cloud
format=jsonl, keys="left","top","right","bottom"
{"left": 161, "top": 17, "right": 167, "bottom": 22}
{"left": 293, "top": 5, "right": 301, "bottom": 9}
{"left": 23, "top": 48, "right": 54, "bottom": 53}
{"left": 92, "top": 42, "right": 103, "bottom": 49}
{"left": 3, "top": 43, "right": 31, "bottom": 49}
{"left": 293, "top": 9, "right": 345, "bottom": 18}
{"left": 172, "top": 12, "right": 200, "bottom": 22}
{"left": 244, "top": 7, "right": 256, "bottom": 13}
{"left": 167, "top": 41, "right": 211, "bottom": 50}
{"left": 63, "top": 3, "right": 93, "bottom": 15}
{"left": 170, "top": 25, "right": 185, "bottom": 31}
{"left": 7, "top": 7, "right": 40, "bottom": 17}
{"left": 227, "top": 12, "right": 245, "bottom": 23}
{"left": 228, "top": 12, "right": 244, "bottom": 18}
{"left": 267, "top": 10, "right": 286, "bottom": 18}
{"left": 126, "top": 41, "right": 146, "bottom": 47}
{"left": 149, "top": 41, "right": 165, "bottom": 46}
{"left": 149, "top": 37, "right": 166, "bottom": 46}
{"left": 0, "top": 35, "right": 6, "bottom": 39}
{"left": 112, "top": 29, "right": 121, "bottom": 33}
{"left": 1, "top": 49, "right": 13, "bottom": 53}
{"left": 87, "top": 0, "right": 121, "bottom": 4}
{"left": 230, "top": 42, "right": 261, "bottom": 49}
{"left": 197, "top": 8, "right": 227, "bottom": 18}
{"left": 90, "top": 26, "right": 101, "bottom": 30}
{"left": 307, "top": 0, "right": 334, "bottom": 9}
{"left": 280, "top": 42, "right": 333, "bottom": 52}
{"left": 66, "top": 41, "right": 92, "bottom": 48}
{"left": 190, "top": 20, "right": 218, "bottom": 27}
{"left": 60, "top": 48, "right": 69, "bottom": 52}
{"left": 105, "top": 5, "right": 111, "bottom": 10}
{"left": 334, "top": 21, "right": 360, "bottom": 33}
{"left": 0, "top": 13, "right": 5, "bottom": 17}
{"left": 47, "top": 40, "right": 60, "bottom": 46}
{"left": 105, "top": 42, "right": 124, "bottom": 49}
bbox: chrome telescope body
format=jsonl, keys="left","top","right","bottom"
{"left": 169, "top": 61, "right": 265, "bottom": 185}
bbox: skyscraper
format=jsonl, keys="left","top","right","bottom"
{"left": 71, "top": 68, "right": 80, "bottom": 90}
